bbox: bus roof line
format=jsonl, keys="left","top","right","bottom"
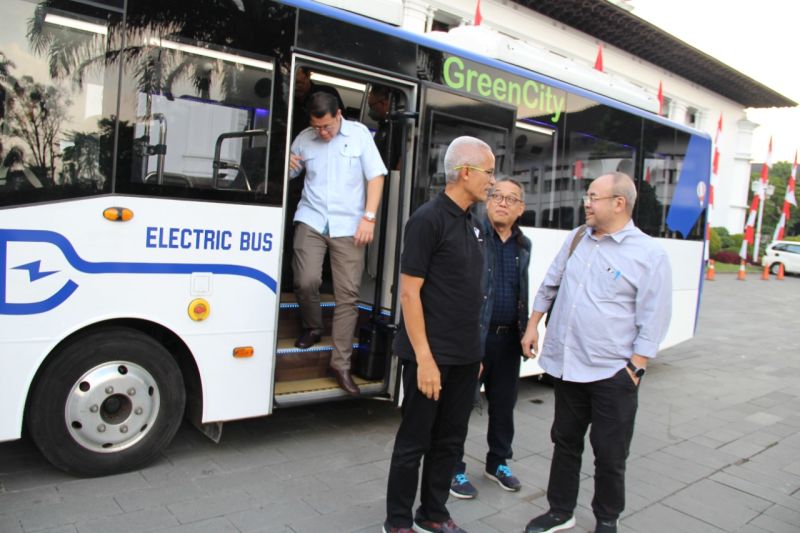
{"left": 280, "top": 0, "right": 710, "bottom": 140}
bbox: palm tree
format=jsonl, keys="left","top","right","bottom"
{"left": 28, "top": 0, "right": 295, "bottom": 101}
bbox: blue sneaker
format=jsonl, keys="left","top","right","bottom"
{"left": 449, "top": 472, "right": 478, "bottom": 499}
{"left": 485, "top": 464, "right": 521, "bottom": 492}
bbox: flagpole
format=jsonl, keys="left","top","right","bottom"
{"left": 753, "top": 138, "right": 772, "bottom": 263}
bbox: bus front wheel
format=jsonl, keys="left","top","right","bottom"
{"left": 27, "top": 327, "right": 186, "bottom": 476}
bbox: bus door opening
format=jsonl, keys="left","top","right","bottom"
{"left": 274, "top": 58, "right": 415, "bottom": 404}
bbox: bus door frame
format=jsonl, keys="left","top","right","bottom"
{"left": 277, "top": 53, "right": 418, "bottom": 406}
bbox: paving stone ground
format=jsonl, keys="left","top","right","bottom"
{"left": 1, "top": 274, "right": 799, "bottom": 532}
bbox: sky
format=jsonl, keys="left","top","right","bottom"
{"left": 630, "top": 0, "right": 800, "bottom": 164}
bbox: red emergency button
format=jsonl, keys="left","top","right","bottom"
{"left": 188, "top": 298, "right": 210, "bottom": 321}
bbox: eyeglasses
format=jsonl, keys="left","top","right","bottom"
{"left": 311, "top": 123, "right": 337, "bottom": 133}
{"left": 582, "top": 194, "right": 620, "bottom": 206}
{"left": 454, "top": 165, "right": 495, "bottom": 177}
{"left": 489, "top": 193, "right": 522, "bottom": 207}
{"left": 310, "top": 117, "right": 339, "bottom": 134}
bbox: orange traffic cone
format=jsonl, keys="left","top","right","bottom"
{"left": 777, "top": 263, "right": 785, "bottom": 280}
{"left": 706, "top": 259, "right": 715, "bottom": 281}
{"left": 761, "top": 264, "right": 770, "bottom": 280}
{"left": 737, "top": 260, "right": 746, "bottom": 280}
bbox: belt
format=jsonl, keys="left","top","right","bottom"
{"left": 488, "top": 324, "right": 516, "bottom": 335}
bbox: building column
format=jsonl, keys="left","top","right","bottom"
{"left": 720, "top": 118, "right": 758, "bottom": 233}
{"left": 668, "top": 100, "right": 687, "bottom": 124}
{"left": 402, "top": 0, "right": 434, "bottom": 33}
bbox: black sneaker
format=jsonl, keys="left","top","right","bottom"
{"left": 450, "top": 472, "right": 478, "bottom": 499}
{"left": 524, "top": 511, "right": 576, "bottom": 533}
{"left": 594, "top": 520, "right": 617, "bottom": 533}
{"left": 485, "top": 464, "right": 521, "bottom": 492}
{"left": 413, "top": 518, "right": 467, "bottom": 533}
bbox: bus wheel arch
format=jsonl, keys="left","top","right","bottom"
{"left": 25, "top": 322, "right": 198, "bottom": 476}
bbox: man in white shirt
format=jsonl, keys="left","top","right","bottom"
{"left": 288, "top": 92, "right": 387, "bottom": 395}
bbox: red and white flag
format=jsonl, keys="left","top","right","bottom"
{"left": 759, "top": 137, "right": 772, "bottom": 201}
{"left": 657, "top": 81, "right": 664, "bottom": 115}
{"left": 772, "top": 151, "right": 798, "bottom": 241}
{"left": 594, "top": 43, "right": 604, "bottom": 72}
{"left": 705, "top": 114, "right": 722, "bottom": 261}
{"left": 573, "top": 160, "right": 584, "bottom": 180}
{"left": 744, "top": 197, "right": 758, "bottom": 246}
{"left": 474, "top": 0, "right": 483, "bottom": 25}
{"left": 787, "top": 151, "right": 797, "bottom": 207}
{"left": 742, "top": 188, "right": 760, "bottom": 262}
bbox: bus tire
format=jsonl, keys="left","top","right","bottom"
{"left": 27, "top": 327, "right": 186, "bottom": 477}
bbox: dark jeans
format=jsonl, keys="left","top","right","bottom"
{"left": 547, "top": 368, "right": 639, "bottom": 522}
{"left": 455, "top": 330, "right": 521, "bottom": 475}
{"left": 386, "top": 359, "right": 480, "bottom": 528}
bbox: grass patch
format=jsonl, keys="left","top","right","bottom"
{"left": 710, "top": 262, "right": 761, "bottom": 274}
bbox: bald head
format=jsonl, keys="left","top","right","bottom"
{"left": 608, "top": 172, "right": 636, "bottom": 216}
{"left": 443, "top": 136, "right": 492, "bottom": 184}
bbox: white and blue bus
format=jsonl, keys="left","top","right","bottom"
{"left": 0, "top": 0, "right": 710, "bottom": 475}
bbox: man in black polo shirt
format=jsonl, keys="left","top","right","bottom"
{"left": 384, "top": 136, "right": 496, "bottom": 533}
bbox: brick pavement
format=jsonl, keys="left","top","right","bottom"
{"left": 1, "top": 274, "right": 799, "bottom": 532}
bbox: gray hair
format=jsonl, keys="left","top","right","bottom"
{"left": 443, "top": 136, "right": 492, "bottom": 183}
{"left": 609, "top": 171, "right": 636, "bottom": 215}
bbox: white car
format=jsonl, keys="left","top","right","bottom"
{"left": 762, "top": 240, "right": 800, "bottom": 275}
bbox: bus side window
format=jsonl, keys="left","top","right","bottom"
{"left": 0, "top": 1, "right": 114, "bottom": 208}
{"left": 115, "top": 31, "right": 277, "bottom": 206}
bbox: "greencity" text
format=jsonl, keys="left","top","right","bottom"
{"left": 442, "top": 56, "right": 564, "bottom": 123}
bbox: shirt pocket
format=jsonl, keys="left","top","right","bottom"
{"left": 594, "top": 264, "right": 624, "bottom": 302}
{"left": 340, "top": 143, "right": 363, "bottom": 163}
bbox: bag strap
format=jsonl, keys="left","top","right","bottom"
{"left": 544, "top": 225, "right": 587, "bottom": 326}
{"left": 568, "top": 224, "right": 587, "bottom": 259}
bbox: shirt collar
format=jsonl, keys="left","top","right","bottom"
{"left": 492, "top": 224, "right": 520, "bottom": 243}
{"left": 588, "top": 219, "right": 636, "bottom": 243}
{"left": 438, "top": 191, "right": 469, "bottom": 217}
{"left": 337, "top": 117, "right": 354, "bottom": 138}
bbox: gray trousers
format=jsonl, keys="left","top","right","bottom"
{"left": 292, "top": 222, "right": 364, "bottom": 370}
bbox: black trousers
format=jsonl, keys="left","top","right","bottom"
{"left": 455, "top": 330, "right": 521, "bottom": 475}
{"left": 386, "top": 359, "right": 480, "bottom": 528}
{"left": 547, "top": 368, "right": 639, "bottom": 522}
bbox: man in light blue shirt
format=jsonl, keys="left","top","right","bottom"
{"left": 521, "top": 172, "right": 672, "bottom": 533}
{"left": 289, "top": 92, "right": 387, "bottom": 395}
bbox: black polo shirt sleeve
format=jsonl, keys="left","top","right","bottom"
{"left": 400, "top": 211, "right": 438, "bottom": 279}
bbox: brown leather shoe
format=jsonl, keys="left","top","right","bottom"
{"left": 330, "top": 367, "right": 360, "bottom": 395}
{"left": 294, "top": 330, "right": 321, "bottom": 349}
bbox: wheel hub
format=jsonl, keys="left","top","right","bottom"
{"left": 65, "top": 361, "right": 160, "bottom": 452}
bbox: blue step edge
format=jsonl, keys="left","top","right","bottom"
{"left": 277, "top": 342, "right": 360, "bottom": 356}
{"left": 280, "top": 301, "right": 392, "bottom": 317}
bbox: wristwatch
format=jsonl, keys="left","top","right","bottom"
{"left": 363, "top": 211, "right": 376, "bottom": 223}
{"left": 626, "top": 361, "right": 645, "bottom": 378}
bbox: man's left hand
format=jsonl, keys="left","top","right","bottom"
{"left": 354, "top": 218, "right": 375, "bottom": 246}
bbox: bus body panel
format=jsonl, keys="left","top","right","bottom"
{"left": 1, "top": 196, "right": 283, "bottom": 439}
{"left": 0, "top": 0, "right": 712, "bottom": 475}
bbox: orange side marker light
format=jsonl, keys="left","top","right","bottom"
{"left": 233, "top": 346, "right": 254, "bottom": 358}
